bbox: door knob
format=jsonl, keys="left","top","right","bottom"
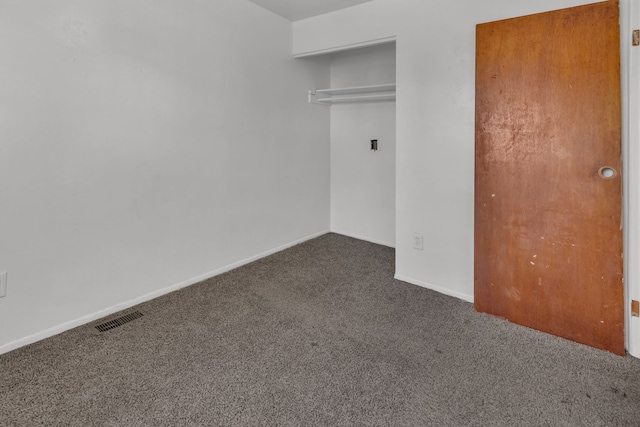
{"left": 598, "top": 166, "right": 616, "bottom": 179}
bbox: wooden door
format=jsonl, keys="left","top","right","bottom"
{"left": 474, "top": 1, "right": 623, "bottom": 355}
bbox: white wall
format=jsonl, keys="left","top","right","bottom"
{"left": 0, "top": 0, "right": 330, "bottom": 353}
{"left": 329, "top": 44, "right": 396, "bottom": 247}
{"left": 293, "top": 0, "right": 640, "bottom": 357}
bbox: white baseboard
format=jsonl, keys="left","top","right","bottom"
{"left": 330, "top": 229, "right": 395, "bottom": 248}
{"left": 394, "top": 274, "right": 474, "bottom": 303}
{"left": 0, "top": 230, "right": 329, "bottom": 356}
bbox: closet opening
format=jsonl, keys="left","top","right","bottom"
{"left": 309, "top": 42, "right": 397, "bottom": 248}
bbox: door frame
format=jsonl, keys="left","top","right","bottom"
{"left": 623, "top": 0, "right": 640, "bottom": 357}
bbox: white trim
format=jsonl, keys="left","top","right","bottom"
{"left": 293, "top": 36, "right": 396, "bottom": 58}
{"left": 395, "top": 274, "right": 474, "bottom": 303}
{"left": 625, "top": 0, "right": 640, "bottom": 358}
{"left": 331, "top": 229, "right": 395, "bottom": 248}
{"left": 0, "top": 230, "right": 330, "bottom": 356}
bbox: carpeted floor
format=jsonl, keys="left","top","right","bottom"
{"left": 1, "top": 233, "right": 639, "bottom": 426}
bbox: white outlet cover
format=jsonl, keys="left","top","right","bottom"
{"left": 413, "top": 233, "right": 424, "bottom": 250}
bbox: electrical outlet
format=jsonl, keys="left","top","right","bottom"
{"left": 413, "top": 233, "right": 423, "bottom": 250}
{"left": 0, "top": 272, "right": 6, "bottom": 298}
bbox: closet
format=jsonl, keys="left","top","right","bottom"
{"left": 310, "top": 42, "right": 396, "bottom": 247}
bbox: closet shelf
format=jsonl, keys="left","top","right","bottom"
{"left": 309, "top": 83, "right": 396, "bottom": 105}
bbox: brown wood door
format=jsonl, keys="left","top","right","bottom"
{"left": 474, "top": 1, "right": 623, "bottom": 355}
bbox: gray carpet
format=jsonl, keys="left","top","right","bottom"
{"left": 1, "top": 233, "right": 639, "bottom": 426}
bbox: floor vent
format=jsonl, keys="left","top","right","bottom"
{"left": 95, "top": 311, "right": 144, "bottom": 333}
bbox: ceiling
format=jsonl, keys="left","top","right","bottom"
{"left": 248, "top": 0, "right": 374, "bottom": 21}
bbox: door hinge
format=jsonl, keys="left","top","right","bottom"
{"left": 633, "top": 300, "right": 640, "bottom": 317}
{"left": 633, "top": 30, "right": 640, "bottom": 46}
